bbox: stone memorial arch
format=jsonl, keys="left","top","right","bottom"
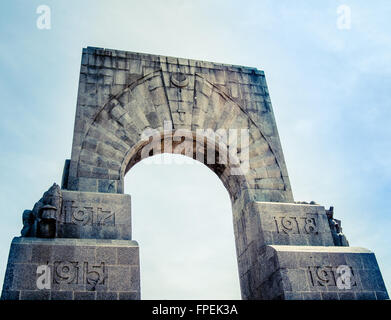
{"left": 1, "top": 47, "right": 388, "bottom": 300}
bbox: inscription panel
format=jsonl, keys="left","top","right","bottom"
{"left": 53, "top": 261, "right": 106, "bottom": 290}
{"left": 251, "top": 202, "right": 335, "bottom": 246}
{"left": 274, "top": 215, "right": 318, "bottom": 235}
{"left": 308, "top": 265, "right": 357, "bottom": 288}
{"left": 57, "top": 190, "right": 131, "bottom": 240}
{"left": 268, "top": 245, "right": 389, "bottom": 299}
{"left": 1, "top": 237, "right": 141, "bottom": 300}
{"left": 60, "top": 202, "right": 115, "bottom": 226}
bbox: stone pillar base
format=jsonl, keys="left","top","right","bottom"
{"left": 249, "top": 245, "right": 389, "bottom": 300}
{"left": 1, "top": 237, "right": 140, "bottom": 300}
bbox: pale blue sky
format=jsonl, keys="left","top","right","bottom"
{"left": 0, "top": 0, "right": 390, "bottom": 299}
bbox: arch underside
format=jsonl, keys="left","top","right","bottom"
{"left": 74, "top": 70, "right": 292, "bottom": 203}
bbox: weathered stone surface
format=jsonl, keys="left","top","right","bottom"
{"left": 66, "top": 47, "right": 294, "bottom": 204}
{"left": 58, "top": 190, "right": 132, "bottom": 240}
{"left": 240, "top": 245, "right": 389, "bottom": 300}
{"left": 1, "top": 237, "right": 140, "bottom": 300}
{"left": 252, "top": 202, "right": 335, "bottom": 246}
{"left": 234, "top": 200, "right": 389, "bottom": 300}
{"left": 1, "top": 47, "right": 388, "bottom": 300}
{"left": 19, "top": 188, "right": 132, "bottom": 240}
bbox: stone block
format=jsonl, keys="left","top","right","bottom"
{"left": 249, "top": 202, "right": 335, "bottom": 246}
{"left": 1, "top": 237, "right": 140, "bottom": 300}
{"left": 301, "top": 292, "right": 322, "bottom": 300}
{"left": 117, "top": 246, "right": 139, "bottom": 265}
{"left": 0, "top": 290, "right": 20, "bottom": 300}
{"left": 57, "top": 190, "right": 131, "bottom": 240}
{"left": 74, "top": 291, "right": 96, "bottom": 300}
{"left": 96, "top": 246, "right": 117, "bottom": 265}
{"left": 51, "top": 291, "right": 73, "bottom": 300}
{"left": 97, "top": 291, "right": 118, "bottom": 300}
{"left": 256, "top": 245, "right": 389, "bottom": 300}
{"left": 119, "top": 291, "right": 140, "bottom": 300}
{"left": 108, "top": 266, "right": 133, "bottom": 291}
{"left": 337, "top": 291, "right": 356, "bottom": 300}
{"left": 20, "top": 290, "right": 50, "bottom": 300}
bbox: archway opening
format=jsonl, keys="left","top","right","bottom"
{"left": 124, "top": 153, "right": 241, "bottom": 299}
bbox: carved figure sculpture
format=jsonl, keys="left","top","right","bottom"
{"left": 326, "top": 206, "right": 349, "bottom": 246}
{"left": 20, "top": 183, "right": 62, "bottom": 238}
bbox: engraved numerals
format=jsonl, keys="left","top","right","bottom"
{"left": 274, "top": 215, "right": 319, "bottom": 235}
{"left": 83, "top": 262, "right": 105, "bottom": 288}
{"left": 53, "top": 261, "right": 106, "bottom": 288}
{"left": 308, "top": 266, "right": 356, "bottom": 288}
{"left": 53, "top": 261, "right": 79, "bottom": 284}
{"left": 61, "top": 201, "right": 115, "bottom": 226}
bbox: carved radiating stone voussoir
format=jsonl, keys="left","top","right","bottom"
{"left": 67, "top": 47, "right": 293, "bottom": 203}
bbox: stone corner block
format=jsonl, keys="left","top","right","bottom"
{"left": 250, "top": 201, "right": 334, "bottom": 246}
{"left": 257, "top": 245, "right": 389, "bottom": 300}
{"left": 1, "top": 237, "right": 140, "bottom": 300}
{"left": 58, "top": 190, "right": 131, "bottom": 240}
